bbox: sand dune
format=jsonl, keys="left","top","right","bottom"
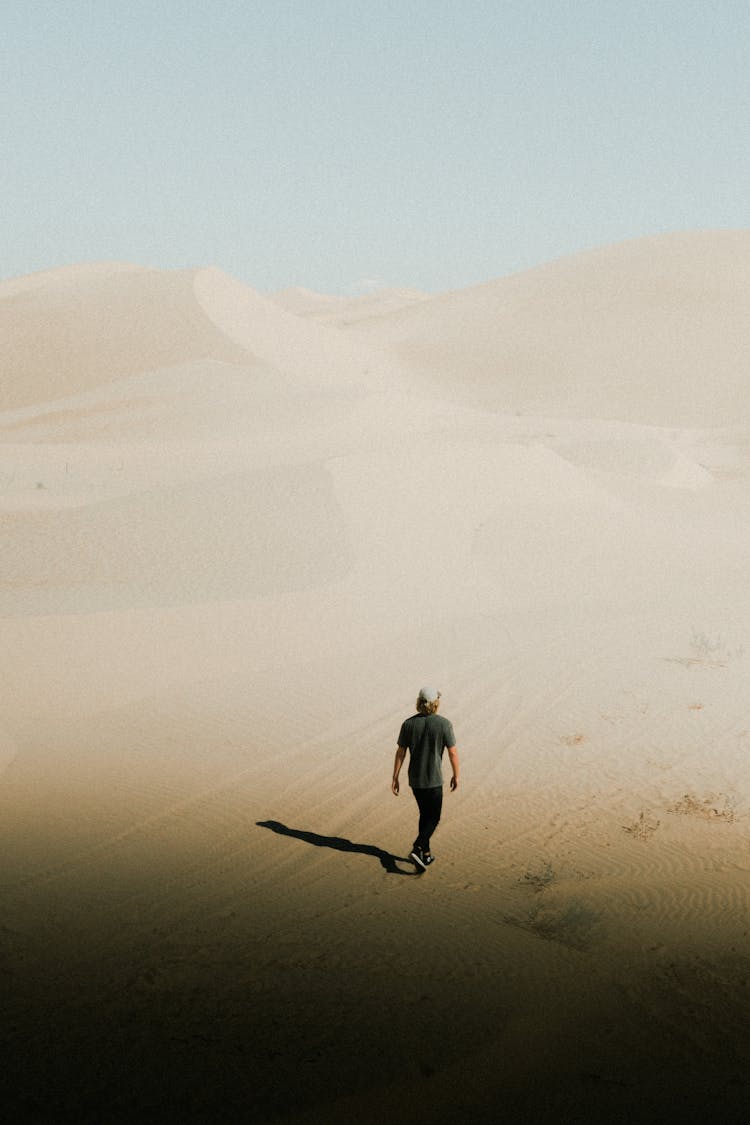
{"left": 344, "top": 230, "right": 750, "bottom": 426}
{"left": 2, "top": 233, "right": 750, "bottom": 1122}
{"left": 271, "top": 284, "right": 430, "bottom": 325}
{"left": 0, "top": 260, "right": 402, "bottom": 414}
{"left": 0, "top": 263, "right": 250, "bottom": 409}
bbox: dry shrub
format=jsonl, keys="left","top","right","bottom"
{"left": 669, "top": 793, "right": 736, "bottom": 822}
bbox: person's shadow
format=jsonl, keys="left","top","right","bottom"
{"left": 256, "top": 820, "right": 419, "bottom": 876}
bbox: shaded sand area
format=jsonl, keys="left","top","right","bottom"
{"left": 2, "top": 232, "right": 750, "bottom": 1122}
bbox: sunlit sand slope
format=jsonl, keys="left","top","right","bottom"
{"left": 345, "top": 230, "right": 750, "bottom": 426}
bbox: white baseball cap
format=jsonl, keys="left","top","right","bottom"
{"left": 418, "top": 686, "right": 441, "bottom": 703}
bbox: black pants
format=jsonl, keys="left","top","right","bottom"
{"left": 412, "top": 786, "right": 443, "bottom": 853}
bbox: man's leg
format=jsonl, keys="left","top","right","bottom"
{"left": 412, "top": 786, "right": 443, "bottom": 853}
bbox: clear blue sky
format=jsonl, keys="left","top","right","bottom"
{"left": 3, "top": 1, "right": 749, "bottom": 293}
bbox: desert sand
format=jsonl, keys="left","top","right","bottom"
{"left": 2, "top": 231, "right": 750, "bottom": 1122}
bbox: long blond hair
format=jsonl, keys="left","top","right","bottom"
{"left": 416, "top": 694, "right": 440, "bottom": 716}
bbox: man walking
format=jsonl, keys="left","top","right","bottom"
{"left": 391, "top": 687, "right": 460, "bottom": 870}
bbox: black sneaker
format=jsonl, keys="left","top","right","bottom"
{"left": 422, "top": 853, "right": 435, "bottom": 867}
{"left": 410, "top": 846, "right": 427, "bottom": 871}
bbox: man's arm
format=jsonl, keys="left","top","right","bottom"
{"left": 447, "top": 746, "right": 460, "bottom": 791}
{"left": 391, "top": 746, "right": 406, "bottom": 795}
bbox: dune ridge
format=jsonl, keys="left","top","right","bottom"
{"left": 2, "top": 232, "right": 750, "bottom": 1122}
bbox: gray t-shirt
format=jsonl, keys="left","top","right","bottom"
{"left": 397, "top": 713, "right": 456, "bottom": 789}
